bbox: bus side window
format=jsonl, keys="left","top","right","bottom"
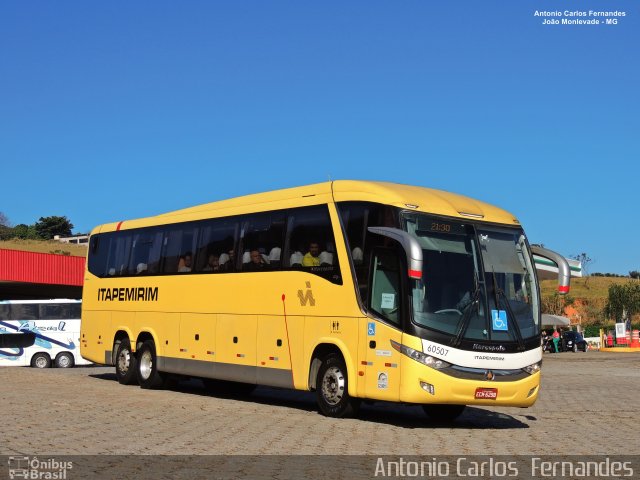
{"left": 10, "top": 303, "right": 39, "bottom": 321}
{"left": 369, "top": 248, "right": 401, "bottom": 326}
{"left": 128, "top": 229, "right": 162, "bottom": 275}
{"left": 284, "top": 205, "right": 341, "bottom": 284}
{"left": 104, "top": 232, "right": 133, "bottom": 276}
{"left": 88, "top": 234, "right": 112, "bottom": 277}
{"left": 40, "top": 304, "right": 63, "bottom": 320}
{"left": 197, "top": 218, "right": 239, "bottom": 273}
{"left": 161, "top": 224, "right": 199, "bottom": 274}
{"left": 239, "top": 211, "right": 286, "bottom": 272}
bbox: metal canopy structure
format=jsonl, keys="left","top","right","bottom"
{"left": 541, "top": 314, "right": 571, "bottom": 327}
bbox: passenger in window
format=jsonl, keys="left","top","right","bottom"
{"left": 178, "top": 252, "right": 193, "bottom": 272}
{"left": 203, "top": 254, "right": 220, "bottom": 272}
{"left": 219, "top": 249, "right": 236, "bottom": 272}
{"left": 302, "top": 242, "right": 322, "bottom": 267}
{"left": 244, "top": 249, "right": 269, "bottom": 271}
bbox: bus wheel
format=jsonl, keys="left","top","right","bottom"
{"left": 31, "top": 353, "right": 51, "bottom": 369}
{"left": 115, "top": 339, "right": 138, "bottom": 385}
{"left": 55, "top": 352, "right": 75, "bottom": 368}
{"left": 136, "top": 340, "right": 165, "bottom": 389}
{"left": 422, "top": 404, "right": 466, "bottom": 422}
{"left": 316, "top": 353, "right": 360, "bottom": 418}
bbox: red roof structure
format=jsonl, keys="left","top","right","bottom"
{"left": 0, "top": 249, "right": 85, "bottom": 299}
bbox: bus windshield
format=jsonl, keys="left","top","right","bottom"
{"left": 403, "top": 213, "right": 540, "bottom": 344}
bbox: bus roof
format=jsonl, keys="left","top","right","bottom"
{"left": 93, "top": 180, "right": 519, "bottom": 233}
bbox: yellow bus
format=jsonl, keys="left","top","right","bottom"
{"left": 80, "top": 180, "right": 570, "bottom": 419}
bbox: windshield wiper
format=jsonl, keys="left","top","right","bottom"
{"left": 491, "top": 269, "right": 525, "bottom": 351}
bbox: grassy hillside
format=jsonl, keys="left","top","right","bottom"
{"left": 540, "top": 276, "right": 640, "bottom": 326}
{"left": 0, "top": 239, "right": 87, "bottom": 257}
{"left": 540, "top": 276, "right": 631, "bottom": 302}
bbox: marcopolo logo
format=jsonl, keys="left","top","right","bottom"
{"left": 8, "top": 456, "right": 73, "bottom": 479}
{"left": 297, "top": 281, "right": 315, "bottom": 307}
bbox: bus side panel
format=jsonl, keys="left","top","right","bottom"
{"left": 137, "top": 311, "right": 180, "bottom": 368}
{"left": 113, "top": 311, "right": 137, "bottom": 352}
{"left": 179, "top": 312, "right": 216, "bottom": 366}
{"left": 215, "top": 314, "right": 257, "bottom": 384}
{"left": 284, "top": 315, "right": 306, "bottom": 390}
{"left": 256, "top": 315, "right": 294, "bottom": 388}
{"left": 0, "top": 319, "right": 93, "bottom": 367}
{"left": 0, "top": 322, "right": 29, "bottom": 366}
{"left": 81, "top": 310, "right": 112, "bottom": 364}
{"left": 359, "top": 318, "right": 403, "bottom": 402}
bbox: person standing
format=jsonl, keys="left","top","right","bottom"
{"left": 552, "top": 329, "right": 560, "bottom": 353}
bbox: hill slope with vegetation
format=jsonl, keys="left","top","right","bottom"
{"left": 0, "top": 239, "right": 87, "bottom": 257}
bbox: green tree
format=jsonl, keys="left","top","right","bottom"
{"left": 12, "top": 224, "right": 40, "bottom": 239}
{"left": 605, "top": 283, "right": 640, "bottom": 322}
{"left": 34, "top": 216, "right": 74, "bottom": 240}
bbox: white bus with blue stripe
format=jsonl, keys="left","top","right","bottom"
{"left": 0, "top": 299, "right": 91, "bottom": 368}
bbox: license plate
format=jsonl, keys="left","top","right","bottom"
{"left": 474, "top": 387, "right": 498, "bottom": 400}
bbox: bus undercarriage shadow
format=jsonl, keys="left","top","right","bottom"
{"left": 89, "top": 372, "right": 530, "bottom": 429}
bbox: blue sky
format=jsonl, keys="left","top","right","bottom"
{"left": 1, "top": 1, "right": 638, "bottom": 274}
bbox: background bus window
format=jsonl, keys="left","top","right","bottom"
{"left": 240, "top": 211, "right": 286, "bottom": 270}
{"left": 161, "top": 223, "right": 199, "bottom": 274}
{"left": 128, "top": 229, "right": 163, "bottom": 275}
{"left": 9, "top": 303, "right": 39, "bottom": 320}
{"left": 40, "top": 303, "right": 82, "bottom": 319}
{"left": 284, "top": 205, "right": 341, "bottom": 284}
{"left": 196, "top": 218, "right": 239, "bottom": 273}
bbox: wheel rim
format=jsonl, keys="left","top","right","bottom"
{"left": 321, "top": 366, "right": 345, "bottom": 406}
{"left": 58, "top": 355, "right": 71, "bottom": 368}
{"left": 118, "top": 348, "right": 131, "bottom": 374}
{"left": 139, "top": 350, "right": 153, "bottom": 381}
{"left": 35, "top": 356, "right": 48, "bottom": 368}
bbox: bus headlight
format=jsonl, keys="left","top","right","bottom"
{"left": 522, "top": 361, "right": 542, "bottom": 375}
{"left": 391, "top": 340, "right": 451, "bottom": 370}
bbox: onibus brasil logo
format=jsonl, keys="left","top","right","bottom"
{"left": 8, "top": 456, "right": 73, "bottom": 479}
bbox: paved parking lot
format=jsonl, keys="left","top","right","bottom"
{"left": 1, "top": 351, "right": 638, "bottom": 457}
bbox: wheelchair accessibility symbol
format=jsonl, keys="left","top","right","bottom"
{"left": 367, "top": 322, "right": 376, "bottom": 336}
{"left": 491, "top": 310, "right": 508, "bottom": 331}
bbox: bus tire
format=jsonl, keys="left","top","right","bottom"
{"left": 55, "top": 352, "right": 75, "bottom": 368}
{"left": 136, "top": 340, "right": 165, "bottom": 389}
{"left": 31, "top": 352, "right": 51, "bottom": 369}
{"left": 316, "top": 353, "right": 359, "bottom": 418}
{"left": 115, "top": 338, "right": 138, "bottom": 385}
{"left": 422, "top": 404, "right": 466, "bottom": 422}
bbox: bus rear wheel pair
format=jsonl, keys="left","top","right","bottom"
{"left": 115, "top": 338, "right": 166, "bottom": 388}
{"left": 30, "top": 352, "right": 74, "bottom": 369}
